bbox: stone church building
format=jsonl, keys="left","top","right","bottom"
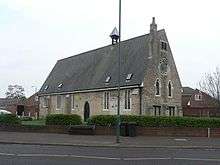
{"left": 38, "top": 18, "right": 182, "bottom": 121}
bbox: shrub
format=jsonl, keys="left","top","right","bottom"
{"left": 0, "top": 114, "right": 21, "bottom": 125}
{"left": 87, "top": 115, "right": 117, "bottom": 126}
{"left": 87, "top": 115, "right": 220, "bottom": 128}
{"left": 45, "top": 114, "right": 82, "bottom": 125}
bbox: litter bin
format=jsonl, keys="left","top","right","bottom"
{"left": 128, "top": 122, "right": 137, "bottom": 137}
{"left": 120, "top": 122, "right": 128, "bottom": 136}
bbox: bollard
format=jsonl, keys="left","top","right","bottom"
{"left": 208, "top": 128, "right": 210, "bottom": 138}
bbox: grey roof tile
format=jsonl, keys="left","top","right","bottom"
{"left": 39, "top": 30, "right": 164, "bottom": 95}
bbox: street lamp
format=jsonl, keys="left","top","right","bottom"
{"left": 116, "top": 0, "right": 122, "bottom": 144}
{"left": 110, "top": 0, "right": 122, "bottom": 143}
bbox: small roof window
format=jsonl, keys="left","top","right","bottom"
{"left": 126, "top": 73, "right": 133, "bottom": 81}
{"left": 44, "top": 85, "right": 49, "bottom": 90}
{"left": 58, "top": 83, "right": 63, "bottom": 88}
{"left": 105, "top": 76, "right": 111, "bottom": 83}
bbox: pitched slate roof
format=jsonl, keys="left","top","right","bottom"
{"left": 182, "top": 87, "right": 195, "bottom": 95}
{"left": 0, "top": 98, "right": 25, "bottom": 109}
{"left": 182, "top": 87, "right": 220, "bottom": 108}
{"left": 39, "top": 30, "right": 165, "bottom": 95}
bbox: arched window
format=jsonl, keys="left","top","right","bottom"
{"left": 155, "top": 79, "right": 160, "bottom": 96}
{"left": 168, "top": 81, "right": 172, "bottom": 97}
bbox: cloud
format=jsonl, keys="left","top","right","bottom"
{"left": 0, "top": 0, "right": 220, "bottom": 97}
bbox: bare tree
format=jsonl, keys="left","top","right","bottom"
{"left": 199, "top": 67, "right": 220, "bottom": 105}
{"left": 5, "top": 85, "right": 26, "bottom": 99}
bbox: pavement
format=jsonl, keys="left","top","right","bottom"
{"left": 0, "top": 131, "right": 220, "bottom": 149}
{"left": 2, "top": 143, "right": 220, "bottom": 165}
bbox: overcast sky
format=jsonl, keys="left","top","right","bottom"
{"left": 0, "top": 0, "right": 219, "bottom": 98}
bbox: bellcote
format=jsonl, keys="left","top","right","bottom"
{"left": 110, "top": 27, "right": 119, "bottom": 45}
{"left": 150, "top": 17, "right": 157, "bottom": 33}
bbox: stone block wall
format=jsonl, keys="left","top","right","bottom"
{"left": 39, "top": 88, "right": 141, "bottom": 120}
{"left": 142, "top": 30, "right": 182, "bottom": 116}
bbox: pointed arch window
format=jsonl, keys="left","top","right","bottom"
{"left": 103, "top": 91, "right": 110, "bottom": 110}
{"left": 168, "top": 81, "right": 172, "bottom": 97}
{"left": 125, "top": 89, "right": 131, "bottom": 109}
{"left": 155, "top": 79, "right": 160, "bottom": 96}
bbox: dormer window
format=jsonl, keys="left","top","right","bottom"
{"left": 161, "top": 41, "right": 167, "bottom": 51}
{"left": 126, "top": 73, "right": 133, "bottom": 81}
{"left": 195, "top": 93, "right": 202, "bottom": 101}
{"left": 44, "top": 85, "right": 49, "bottom": 90}
{"left": 58, "top": 83, "right": 63, "bottom": 88}
{"left": 105, "top": 76, "right": 111, "bottom": 83}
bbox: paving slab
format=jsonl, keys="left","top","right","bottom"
{"left": 0, "top": 131, "right": 220, "bottom": 148}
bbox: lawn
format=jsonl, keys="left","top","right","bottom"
{"left": 21, "top": 119, "right": 46, "bottom": 126}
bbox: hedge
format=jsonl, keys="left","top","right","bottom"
{"left": 45, "top": 114, "right": 82, "bottom": 125}
{"left": 0, "top": 114, "right": 21, "bottom": 125}
{"left": 87, "top": 115, "right": 220, "bottom": 128}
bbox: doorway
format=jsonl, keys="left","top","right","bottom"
{"left": 17, "top": 105, "right": 24, "bottom": 116}
{"left": 84, "top": 101, "right": 90, "bottom": 122}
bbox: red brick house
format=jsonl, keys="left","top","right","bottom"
{"left": 182, "top": 87, "right": 220, "bottom": 117}
{"left": 0, "top": 93, "right": 39, "bottom": 118}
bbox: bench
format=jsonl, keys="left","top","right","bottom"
{"left": 68, "top": 125, "right": 95, "bottom": 135}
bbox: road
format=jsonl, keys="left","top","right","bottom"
{"left": 0, "top": 144, "right": 220, "bottom": 165}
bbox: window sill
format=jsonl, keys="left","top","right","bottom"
{"left": 123, "top": 109, "right": 131, "bottom": 111}
{"left": 103, "top": 109, "right": 110, "bottom": 111}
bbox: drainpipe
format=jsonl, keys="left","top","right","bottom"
{"left": 139, "top": 87, "right": 142, "bottom": 115}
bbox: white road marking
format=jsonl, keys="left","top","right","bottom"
{"left": 174, "top": 158, "right": 220, "bottom": 162}
{"left": 124, "top": 157, "right": 171, "bottom": 161}
{"left": 0, "top": 152, "right": 15, "bottom": 156}
{"left": 1, "top": 152, "right": 220, "bottom": 162}
{"left": 17, "top": 153, "right": 120, "bottom": 160}
{"left": 174, "top": 138, "right": 188, "bottom": 141}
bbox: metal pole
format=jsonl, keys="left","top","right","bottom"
{"left": 116, "top": 0, "right": 121, "bottom": 143}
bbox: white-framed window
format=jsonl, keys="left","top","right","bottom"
{"left": 155, "top": 79, "right": 160, "bottom": 96}
{"left": 168, "top": 81, "right": 173, "bottom": 98}
{"left": 44, "top": 85, "right": 49, "bottom": 91}
{"left": 103, "top": 91, "right": 110, "bottom": 110}
{"left": 126, "top": 73, "right": 133, "bottom": 81}
{"left": 153, "top": 105, "right": 161, "bottom": 116}
{"left": 195, "top": 93, "right": 202, "bottom": 101}
{"left": 58, "top": 83, "right": 63, "bottom": 88}
{"left": 168, "top": 106, "right": 175, "bottom": 116}
{"left": 125, "top": 89, "right": 131, "bottom": 110}
{"left": 105, "top": 76, "right": 111, "bottom": 83}
{"left": 56, "top": 95, "right": 62, "bottom": 110}
{"left": 161, "top": 41, "right": 168, "bottom": 51}
{"left": 42, "top": 96, "right": 49, "bottom": 108}
{"left": 71, "top": 94, "right": 75, "bottom": 110}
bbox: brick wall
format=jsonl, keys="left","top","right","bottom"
{"left": 1, "top": 125, "right": 220, "bottom": 138}
{"left": 94, "top": 126, "right": 220, "bottom": 137}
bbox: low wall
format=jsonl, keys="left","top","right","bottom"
{"left": 95, "top": 126, "right": 218, "bottom": 138}
{"left": 1, "top": 125, "right": 220, "bottom": 138}
{"left": 0, "top": 125, "right": 68, "bottom": 134}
